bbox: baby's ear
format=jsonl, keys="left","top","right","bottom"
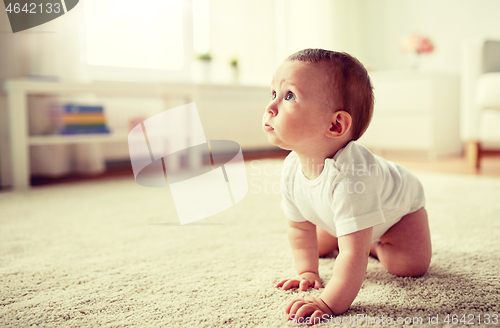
{"left": 325, "top": 110, "right": 352, "bottom": 139}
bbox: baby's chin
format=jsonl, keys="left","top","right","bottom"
{"left": 266, "top": 137, "right": 292, "bottom": 151}
{"left": 263, "top": 129, "right": 293, "bottom": 151}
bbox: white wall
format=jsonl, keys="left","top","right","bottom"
{"left": 201, "top": 0, "right": 500, "bottom": 79}
{"left": 4, "top": 0, "right": 500, "bottom": 184}
{"left": 358, "top": 0, "right": 500, "bottom": 73}
{"left": 208, "top": 0, "right": 275, "bottom": 84}
{"left": 209, "top": 0, "right": 340, "bottom": 84}
{"left": 207, "top": 0, "right": 500, "bottom": 81}
{"left": 3, "top": 1, "right": 500, "bottom": 83}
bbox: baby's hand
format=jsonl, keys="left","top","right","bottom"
{"left": 286, "top": 296, "right": 333, "bottom": 325}
{"left": 275, "top": 271, "right": 322, "bottom": 291}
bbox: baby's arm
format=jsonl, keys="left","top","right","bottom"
{"left": 320, "top": 227, "right": 372, "bottom": 312}
{"left": 286, "top": 227, "right": 372, "bottom": 323}
{"left": 275, "top": 220, "right": 322, "bottom": 291}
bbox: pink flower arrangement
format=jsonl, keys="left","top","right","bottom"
{"left": 400, "top": 34, "right": 434, "bottom": 54}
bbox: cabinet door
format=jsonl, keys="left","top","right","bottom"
{"left": 360, "top": 114, "right": 433, "bottom": 150}
{"left": 372, "top": 78, "right": 434, "bottom": 115}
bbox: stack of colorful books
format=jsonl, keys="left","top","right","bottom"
{"left": 60, "top": 104, "right": 111, "bottom": 135}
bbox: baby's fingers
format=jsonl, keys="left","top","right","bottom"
{"left": 299, "top": 279, "right": 311, "bottom": 291}
{"left": 294, "top": 304, "right": 318, "bottom": 324}
{"left": 275, "top": 279, "right": 296, "bottom": 288}
{"left": 276, "top": 278, "right": 319, "bottom": 291}
{"left": 282, "top": 279, "right": 300, "bottom": 290}
{"left": 275, "top": 279, "right": 289, "bottom": 288}
{"left": 285, "top": 298, "right": 303, "bottom": 315}
{"left": 308, "top": 310, "right": 325, "bottom": 326}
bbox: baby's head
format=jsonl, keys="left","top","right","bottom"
{"left": 286, "top": 49, "right": 374, "bottom": 141}
{"left": 263, "top": 48, "right": 373, "bottom": 152}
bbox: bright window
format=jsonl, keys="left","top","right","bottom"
{"left": 192, "top": 0, "right": 210, "bottom": 54}
{"left": 83, "top": 0, "right": 185, "bottom": 71}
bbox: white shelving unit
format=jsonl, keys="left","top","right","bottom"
{"left": 28, "top": 133, "right": 130, "bottom": 146}
{"left": 2, "top": 79, "right": 270, "bottom": 190}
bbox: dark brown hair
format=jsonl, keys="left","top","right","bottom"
{"left": 287, "top": 49, "right": 374, "bottom": 141}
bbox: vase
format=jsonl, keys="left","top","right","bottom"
{"left": 200, "top": 60, "right": 211, "bottom": 82}
{"left": 231, "top": 66, "right": 239, "bottom": 84}
{"left": 192, "top": 60, "right": 211, "bottom": 83}
{"left": 408, "top": 52, "right": 421, "bottom": 70}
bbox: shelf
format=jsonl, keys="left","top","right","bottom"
{"left": 3, "top": 79, "right": 267, "bottom": 97}
{"left": 28, "top": 133, "right": 129, "bottom": 145}
{"left": 3, "top": 78, "right": 271, "bottom": 190}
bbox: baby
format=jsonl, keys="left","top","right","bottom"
{"left": 262, "top": 49, "right": 432, "bottom": 325}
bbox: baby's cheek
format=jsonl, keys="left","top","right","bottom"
{"left": 284, "top": 120, "right": 302, "bottom": 135}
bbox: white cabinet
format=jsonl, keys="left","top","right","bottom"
{"left": 358, "top": 71, "right": 461, "bottom": 158}
{"left": 1, "top": 80, "right": 271, "bottom": 190}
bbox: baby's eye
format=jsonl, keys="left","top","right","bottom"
{"left": 285, "top": 91, "right": 296, "bottom": 101}
{"left": 270, "top": 90, "right": 276, "bottom": 100}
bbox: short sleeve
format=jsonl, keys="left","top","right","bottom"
{"left": 280, "top": 153, "right": 307, "bottom": 222}
{"left": 332, "top": 174, "right": 386, "bottom": 237}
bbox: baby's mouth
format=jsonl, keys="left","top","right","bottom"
{"left": 264, "top": 124, "right": 274, "bottom": 131}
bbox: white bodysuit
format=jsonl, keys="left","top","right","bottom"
{"left": 281, "top": 141, "right": 425, "bottom": 242}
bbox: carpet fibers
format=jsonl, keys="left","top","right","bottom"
{"left": 1, "top": 160, "right": 499, "bottom": 327}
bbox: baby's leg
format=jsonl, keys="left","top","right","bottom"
{"left": 317, "top": 227, "right": 338, "bottom": 257}
{"left": 370, "top": 207, "right": 431, "bottom": 277}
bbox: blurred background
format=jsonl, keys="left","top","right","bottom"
{"left": 1, "top": 0, "right": 500, "bottom": 190}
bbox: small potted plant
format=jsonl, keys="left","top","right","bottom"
{"left": 196, "top": 52, "right": 213, "bottom": 61}
{"left": 229, "top": 57, "right": 239, "bottom": 84}
{"left": 194, "top": 52, "right": 212, "bottom": 83}
{"left": 400, "top": 34, "right": 434, "bottom": 70}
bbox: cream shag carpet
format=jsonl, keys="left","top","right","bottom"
{"left": 1, "top": 160, "right": 499, "bottom": 327}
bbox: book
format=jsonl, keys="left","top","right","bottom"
{"left": 64, "top": 104, "right": 104, "bottom": 113}
{"left": 62, "top": 114, "right": 107, "bottom": 125}
{"left": 60, "top": 104, "right": 111, "bottom": 135}
{"left": 60, "top": 126, "right": 111, "bottom": 135}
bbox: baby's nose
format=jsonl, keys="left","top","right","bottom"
{"left": 266, "top": 102, "right": 278, "bottom": 116}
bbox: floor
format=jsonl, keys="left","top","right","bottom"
{"left": 3, "top": 159, "right": 500, "bottom": 327}
{"left": 382, "top": 153, "right": 500, "bottom": 177}
{"left": 20, "top": 149, "right": 500, "bottom": 188}
{"left": 28, "top": 149, "right": 291, "bottom": 187}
